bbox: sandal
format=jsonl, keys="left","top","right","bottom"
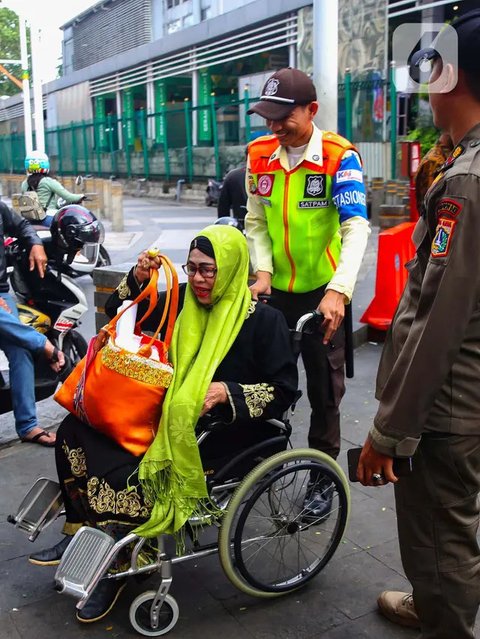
{"left": 21, "top": 430, "right": 56, "bottom": 448}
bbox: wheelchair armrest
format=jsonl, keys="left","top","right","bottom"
{"left": 198, "top": 415, "right": 231, "bottom": 432}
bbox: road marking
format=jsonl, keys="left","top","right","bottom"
{"left": 149, "top": 228, "right": 207, "bottom": 251}
{"left": 103, "top": 231, "right": 143, "bottom": 251}
{"left": 151, "top": 216, "right": 215, "bottom": 224}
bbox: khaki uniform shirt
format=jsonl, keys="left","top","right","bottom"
{"left": 370, "top": 123, "right": 480, "bottom": 457}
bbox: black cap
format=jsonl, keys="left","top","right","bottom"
{"left": 411, "top": 9, "right": 480, "bottom": 72}
{"left": 247, "top": 68, "right": 317, "bottom": 121}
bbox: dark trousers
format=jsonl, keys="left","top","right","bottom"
{"left": 394, "top": 433, "right": 480, "bottom": 639}
{"left": 271, "top": 286, "right": 345, "bottom": 459}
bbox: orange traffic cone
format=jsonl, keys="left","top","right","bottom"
{"left": 360, "top": 222, "right": 416, "bottom": 331}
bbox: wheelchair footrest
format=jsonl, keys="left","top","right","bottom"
{"left": 55, "top": 527, "right": 116, "bottom": 599}
{"left": 8, "top": 478, "right": 63, "bottom": 541}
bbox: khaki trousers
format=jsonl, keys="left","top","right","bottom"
{"left": 394, "top": 433, "right": 480, "bottom": 639}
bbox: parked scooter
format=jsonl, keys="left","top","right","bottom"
{"left": 205, "top": 178, "right": 223, "bottom": 207}
{"left": 0, "top": 205, "right": 101, "bottom": 415}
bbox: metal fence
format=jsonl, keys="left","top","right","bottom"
{"left": 0, "top": 79, "right": 396, "bottom": 181}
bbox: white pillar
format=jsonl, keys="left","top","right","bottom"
{"left": 116, "top": 88, "right": 123, "bottom": 148}
{"left": 19, "top": 14, "right": 32, "bottom": 155}
{"left": 313, "top": 0, "right": 338, "bottom": 132}
{"left": 146, "top": 64, "right": 155, "bottom": 140}
{"left": 192, "top": 67, "right": 198, "bottom": 146}
{"left": 29, "top": 25, "right": 45, "bottom": 151}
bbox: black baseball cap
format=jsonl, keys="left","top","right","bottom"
{"left": 247, "top": 68, "right": 317, "bottom": 121}
{"left": 411, "top": 9, "right": 480, "bottom": 72}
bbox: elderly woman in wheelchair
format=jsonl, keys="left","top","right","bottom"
{"left": 11, "top": 225, "right": 350, "bottom": 636}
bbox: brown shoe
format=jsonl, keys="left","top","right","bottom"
{"left": 377, "top": 591, "right": 421, "bottom": 629}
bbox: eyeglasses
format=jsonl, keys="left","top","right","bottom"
{"left": 182, "top": 263, "right": 217, "bottom": 278}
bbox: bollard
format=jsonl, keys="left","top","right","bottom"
{"left": 370, "top": 177, "right": 385, "bottom": 227}
{"left": 176, "top": 179, "right": 185, "bottom": 203}
{"left": 93, "top": 263, "right": 131, "bottom": 332}
{"left": 379, "top": 204, "right": 409, "bottom": 230}
{"left": 111, "top": 182, "right": 124, "bottom": 232}
{"left": 103, "top": 179, "right": 113, "bottom": 221}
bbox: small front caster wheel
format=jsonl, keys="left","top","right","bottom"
{"left": 129, "top": 590, "right": 179, "bottom": 636}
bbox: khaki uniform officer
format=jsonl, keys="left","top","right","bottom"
{"left": 245, "top": 68, "right": 370, "bottom": 519}
{"left": 358, "top": 9, "right": 480, "bottom": 638}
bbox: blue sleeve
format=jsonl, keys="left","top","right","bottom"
{"left": 331, "top": 152, "right": 368, "bottom": 223}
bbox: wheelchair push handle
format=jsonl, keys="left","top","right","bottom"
{"left": 292, "top": 311, "right": 324, "bottom": 357}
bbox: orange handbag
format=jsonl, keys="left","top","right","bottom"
{"left": 54, "top": 255, "right": 179, "bottom": 456}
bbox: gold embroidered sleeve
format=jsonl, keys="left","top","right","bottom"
{"left": 239, "top": 383, "right": 275, "bottom": 418}
{"left": 117, "top": 273, "right": 131, "bottom": 300}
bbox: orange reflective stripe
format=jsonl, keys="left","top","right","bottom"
{"left": 283, "top": 174, "right": 296, "bottom": 292}
{"left": 326, "top": 244, "right": 337, "bottom": 271}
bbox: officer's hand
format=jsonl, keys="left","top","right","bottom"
{"left": 249, "top": 271, "right": 272, "bottom": 300}
{"left": 357, "top": 435, "right": 398, "bottom": 486}
{"left": 134, "top": 248, "right": 161, "bottom": 284}
{"left": 29, "top": 244, "right": 48, "bottom": 278}
{"left": 318, "top": 290, "right": 347, "bottom": 344}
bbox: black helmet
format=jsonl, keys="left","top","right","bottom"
{"left": 215, "top": 216, "right": 244, "bottom": 233}
{"left": 51, "top": 205, "right": 105, "bottom": 252}
{"left": 215, "top": 216, "right": 241, "bottom": 228}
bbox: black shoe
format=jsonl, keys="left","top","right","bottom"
{"left": 302, "top": 477, "right": 334, "bottom": 521}
{"left": 28, "top": 535, "right": 72, "bottom": 566}
{"left": 76, "top": 577, "right": 127, "bottom": 623}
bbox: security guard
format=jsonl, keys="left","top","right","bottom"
{"left": 358, "top": 10, "right": 480, "bottom": 638}
{"left": 245, "top": 68, "right": 370, "bottom": 518}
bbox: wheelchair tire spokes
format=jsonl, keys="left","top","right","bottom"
{"left": 218, "top": 449, "right": 350, "bottom": 597}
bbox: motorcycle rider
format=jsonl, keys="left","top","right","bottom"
{"left": 0, "top": 200, "right": 66, "bottom": 446}
{"left": 21, "top": 151, "right": 85, "bottom": 227}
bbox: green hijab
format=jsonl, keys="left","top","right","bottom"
{"left": 134, "top": 224, "right": 252, "bottom": 539}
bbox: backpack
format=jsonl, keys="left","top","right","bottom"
{"left": 12, "top": 189, "right": 54, "bottom": 221}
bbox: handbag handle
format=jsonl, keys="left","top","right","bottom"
{"left": 103, "top": 255, "right": 179, "bottom": 356}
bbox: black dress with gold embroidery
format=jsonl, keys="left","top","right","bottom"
{"left": 56, "top": 269, "right": 298, "bottom": 535}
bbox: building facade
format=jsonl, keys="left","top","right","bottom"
{"left": 0, "top": 0, "right": 475, "bottom": 179}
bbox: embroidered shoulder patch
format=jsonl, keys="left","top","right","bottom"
{"left": 436, "top": 197, "right": 463, "bottom": 218}
{"left": 431, "top": 218, "right": 456, "bottom": 257}
{"left": 248, "top": 174, "right": 257, "bottom": 194}
{"left": 257, "top": 174, "right": 275, "bottom": 196}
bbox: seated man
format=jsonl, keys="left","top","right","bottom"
{"left": 28, "top": 225, "right": 298, "bottom": 624}
{"left": 0, "top": 200, "right": 65, "bottom": 446}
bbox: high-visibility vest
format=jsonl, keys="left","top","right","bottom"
{"left": 248, "top": 132, "right": 356, "bottom": 293}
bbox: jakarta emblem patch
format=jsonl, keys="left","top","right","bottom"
{"left": 431, "top": 218, "right": 456, "bottom": 258}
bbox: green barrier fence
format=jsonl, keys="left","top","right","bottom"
{"left": 1, "top": 80, "right": 395, "bottom": 181}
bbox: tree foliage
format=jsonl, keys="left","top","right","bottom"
{"left": 0, "top": 6, "right": 23, "bottom": 97}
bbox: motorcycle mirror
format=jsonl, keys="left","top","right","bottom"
{"left": 75, "top": 175, "right": 84, "bottom": 187}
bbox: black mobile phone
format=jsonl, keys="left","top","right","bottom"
{"left": 347, "top": 447, "right": 412, "bottom": 483}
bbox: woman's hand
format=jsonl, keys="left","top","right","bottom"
{"left": 134, "top": 249, "right": 161, "bottom": 284}
{"left": 200, "top": 382, "right": 228, "bottom": 416}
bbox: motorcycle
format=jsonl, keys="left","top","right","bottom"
{"left": 0, "top": 232, "right": 90, "bottom": 415}
{"left": 205, "top": 178, "right": 223, "bottom": 207}
{"left": 56, "top": 179, "right": 112, "bottom": 277}
{"left": 33, "top": 225, "right": 111, "bottom": 279}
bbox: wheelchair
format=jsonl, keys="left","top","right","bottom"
{"left": 9, "top": 312, "right": 351, "bottom": 636}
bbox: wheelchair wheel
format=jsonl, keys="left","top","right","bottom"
{"left": 218, "top": 448, "right": 350, "bottom": 597}
{"left": 129, "top": 591, "right": 179, "bottom": 637}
